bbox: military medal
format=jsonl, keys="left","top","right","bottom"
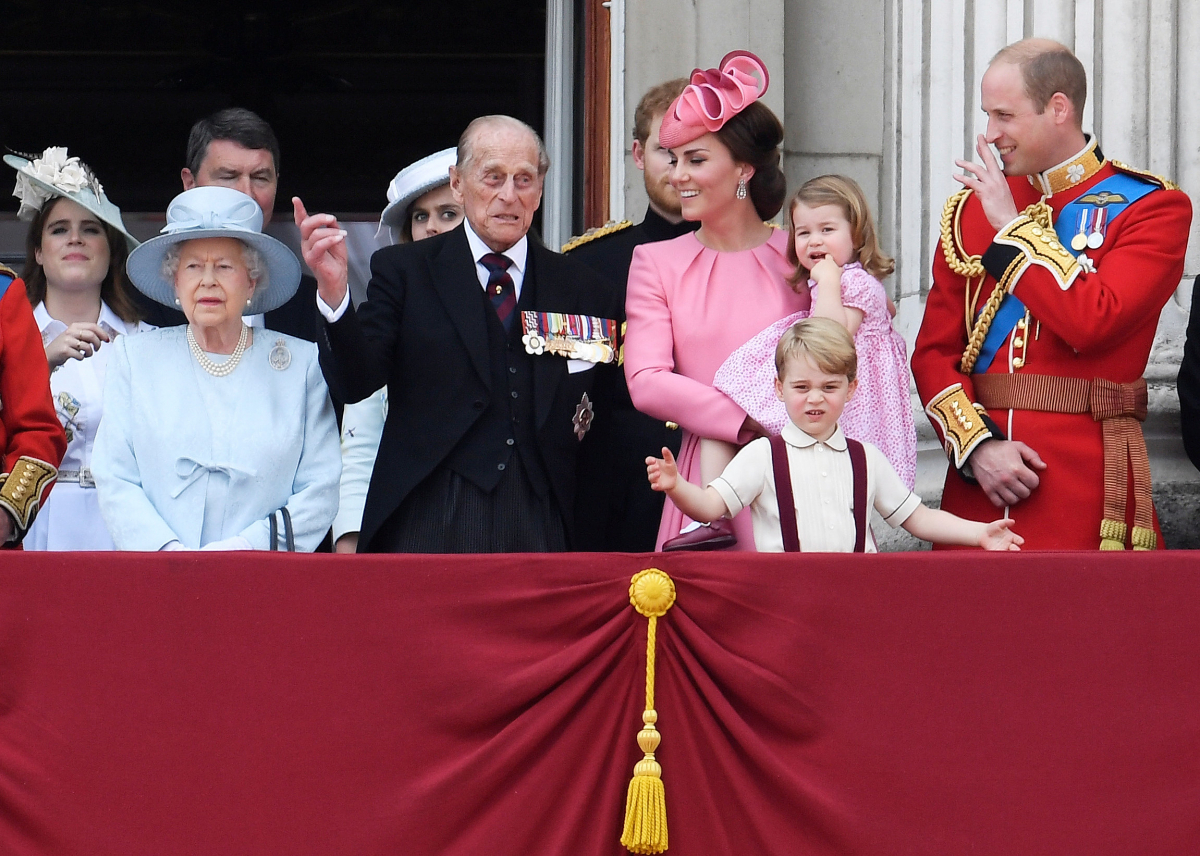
{"left": 269, "top": 338, "right": 292, "bottom": 371}
{"left": 1086, "top": 207, "right": 1106, "bottom": 249}
{"left": 573, "top": 392, "right": 594, "bottom": 440}
{"left": 520, "top": 311, "right": 620, "bottom": 363}
{"left": 1070, "top": 210, "right": 1089, "bottom": 252}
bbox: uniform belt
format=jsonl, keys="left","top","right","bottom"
{"left": 57, "top": 468, "right": 96, "bottom": 488}
{"left": 972, "top": 373, "right": 1154, "bottom": 550}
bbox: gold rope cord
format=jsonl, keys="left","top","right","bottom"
{"left": 621, "top": 568, "right": 677, "bottom": 855}
{"left": 953, "top": 199, "right": 1054, "bottom": 374}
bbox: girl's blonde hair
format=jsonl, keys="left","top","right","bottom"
{"left": 786, "top": 174, "right": 895, "bottom": 285}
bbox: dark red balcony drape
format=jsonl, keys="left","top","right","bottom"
{"left": 1, "top": 551, "right": 1198, "bottom": 855}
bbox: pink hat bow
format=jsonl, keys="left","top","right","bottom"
{"left": 658, "top": 51, "right": 770, "bottom": 149}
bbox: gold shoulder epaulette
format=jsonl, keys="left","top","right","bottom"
{"left": 561, "top": 220, "right": 634, "bottom": 253}
{"left": 1111, "top": 160, "right": 1179, "bottom": 191}
{"left": 765, "top": 221, "right": 782, "bottom": 229}
{"left": 0, "top": 263, "right": 16, "bottom": 279}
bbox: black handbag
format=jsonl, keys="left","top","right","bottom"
{"left": 268, "top": 508, "right": 295, "bottom": 551}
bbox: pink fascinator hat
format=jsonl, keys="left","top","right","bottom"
{"left": 658, "top": 50, "right": 771, "bottom": 149}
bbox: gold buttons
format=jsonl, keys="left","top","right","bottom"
{"left": 1013, "top": 357, "right": 1025, "bottom": 369}
{"left": 1013, "top": 337, "right": 1024, "bottom": 348}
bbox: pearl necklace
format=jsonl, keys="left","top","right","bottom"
{"left": 187, "top": 324, "right": 249, "bottom": 377}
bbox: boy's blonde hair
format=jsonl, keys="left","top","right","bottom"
{"left": 775, "top": 317, "right": 858, "bottom": 383}
{"left": 786, "top": 174, "right": 895, "bottom": 285}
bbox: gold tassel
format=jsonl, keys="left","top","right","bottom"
{"left": 621, "top": 569, "right": 676, "bottom": 855}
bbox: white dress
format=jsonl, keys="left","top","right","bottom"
{"left": 24, "top": 302, "right": 153, "bottom": 551}
{"left": 333, "top": 387, "right": 387, "bottom": 543}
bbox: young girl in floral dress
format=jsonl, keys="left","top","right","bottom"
{"left": 712, "top": 174, "right": 916, "bottom": 488}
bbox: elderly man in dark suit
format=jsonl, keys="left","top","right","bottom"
{"left": 295, "top": 115, "right": 618, "bottom": 552}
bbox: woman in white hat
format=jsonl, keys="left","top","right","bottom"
{"left": 5, "top": 147, "right": 153, "bottom": 550}
{"left": 333, "top": 147, "right": 462, "bottom": 553}
{"left": 91, "top": 185, "right": 340, "bottom": 551}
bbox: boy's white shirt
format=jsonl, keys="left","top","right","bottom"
{"left": 709, "top": 422, "right": 921, "bottom": 553}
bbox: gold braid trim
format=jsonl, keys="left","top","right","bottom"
{"left": 939, "top": 190, "right": 985, "bottom": 278}
{"left": 1111, "top": 160, "right": 1178, "bottom": 191}
{"left": 958, "top": 201, "right": 1054, "bottom": 374}
{"left": 0, "top": 456, "right": 58, "bottom": 534}
{"left": 561, "top": 220, "right": 634, "bottom": 253}
{"left": 0, "top": 263, "right": 16, "bottom": 279}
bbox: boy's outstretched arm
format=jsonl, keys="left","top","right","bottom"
{"left": 646, "top": 447, "right": 730, "bottom": 524}
{"left": 901, "top": 504, "right": 1024, "bottom": 551}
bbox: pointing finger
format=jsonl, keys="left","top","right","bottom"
{"left": 291, "top": 197, "right": 309, "bottom": 228}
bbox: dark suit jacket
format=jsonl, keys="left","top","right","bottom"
{"left": 564, "top": 207, "right": 699, "bottom": 550}
{"left": 1179, "top": 274, "right": 1200, "bottom": 471}
{"left": 317, "top": 224, "right": 619, "bottom": 551}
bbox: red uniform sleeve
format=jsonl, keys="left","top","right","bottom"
{"left": 0, "top": 278, "right": 67, "bottom": 539}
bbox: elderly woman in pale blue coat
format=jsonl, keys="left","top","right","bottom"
{"left": 93, "top": 186, "right": 339, "bottom": 551}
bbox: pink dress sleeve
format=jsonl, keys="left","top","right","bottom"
{"left": 712, "top": 312, "right": 808, "bottom": 436}
{"left": 837, "top": 265, "right": 889, "bottom": 319}
{"left": 624, "top": 245, "right": 751, "bottom": 445}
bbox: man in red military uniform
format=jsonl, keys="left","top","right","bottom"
{"left": 0, "top": 264, "right": 66, "bottom": 546}
{"left": 912, "top": 38, "right": 1192, "bottom": 550}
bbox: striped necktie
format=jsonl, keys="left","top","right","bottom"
{"left": 480, "top": 253, "right": 516, "bottom": 331}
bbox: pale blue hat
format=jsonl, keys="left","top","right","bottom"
{"left": 126, "top": 186, "right": 302, "bottom": 314}
{"left": 5, "top": 148, "right": 139, "bottom": 251}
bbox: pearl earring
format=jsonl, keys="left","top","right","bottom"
{"left": 246, "top": 298, "right": 252, "bottom": 306}
{"left": 736, "top": 177, "right": 748, "bottom": 200}
{"left": 174, "top": 298, "right": 181, "bottom": 306}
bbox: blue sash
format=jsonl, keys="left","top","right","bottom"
{"left": 1053, "top": 172, "right": 1157, "bottom": 250}
{"left": 0, "top": 273, "right": 13, "bottom": 301}
{"left": 973, "top": 171, "right": 1158, "bottom": 373}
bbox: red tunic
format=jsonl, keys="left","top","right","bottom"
{"left": 912, "top": 148, "right": 1192, "bottom": 550}
{"left": 0, "top": 272, "right": 66, "bottom": 543}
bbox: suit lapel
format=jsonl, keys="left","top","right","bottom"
{"left": 526, "top": 244, "right": 568, "bottom": 431}
{"left": 431, "top": 227, "right": 491, "bottom": 386}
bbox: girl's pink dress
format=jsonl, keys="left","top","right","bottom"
{"left": 624, "top": 228, "right": 810, "bottom": 550}
{"left": 713, "top": 262, "right": 917, "bottom": 488}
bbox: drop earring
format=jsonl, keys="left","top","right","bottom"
{"left": 736, "top": 177, "right": 747, "bottom": 200}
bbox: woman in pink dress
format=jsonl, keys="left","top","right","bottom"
{"left": 624, "top": 51, "right": 810, "bottom": 551}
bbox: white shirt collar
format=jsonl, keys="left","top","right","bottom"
{"left": 462, "top": 218, "right": 528, "bottom": 276}
{"left": 34, "top": 300, "right": 133, "bottom": 340}
{"left": 781, "top": 420, "right": 848, "bottom": 452}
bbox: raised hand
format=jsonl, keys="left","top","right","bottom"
{"left": 45, "top": 322, "right": 111, "bottom": 368}
{"left": 981, "top": 518, "right": 1024, "bottom": 551}
{"left": 953, "top": 134, "right": 1020, "bottom": 231}
{"left": 646, "top": 446, "right": 680, "bottom": 493}
{"left": 809, "top": 253, "right": 843, "bottom": 287}
{"left": 292, "top": 196, "right": 349, "bottom": 308}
